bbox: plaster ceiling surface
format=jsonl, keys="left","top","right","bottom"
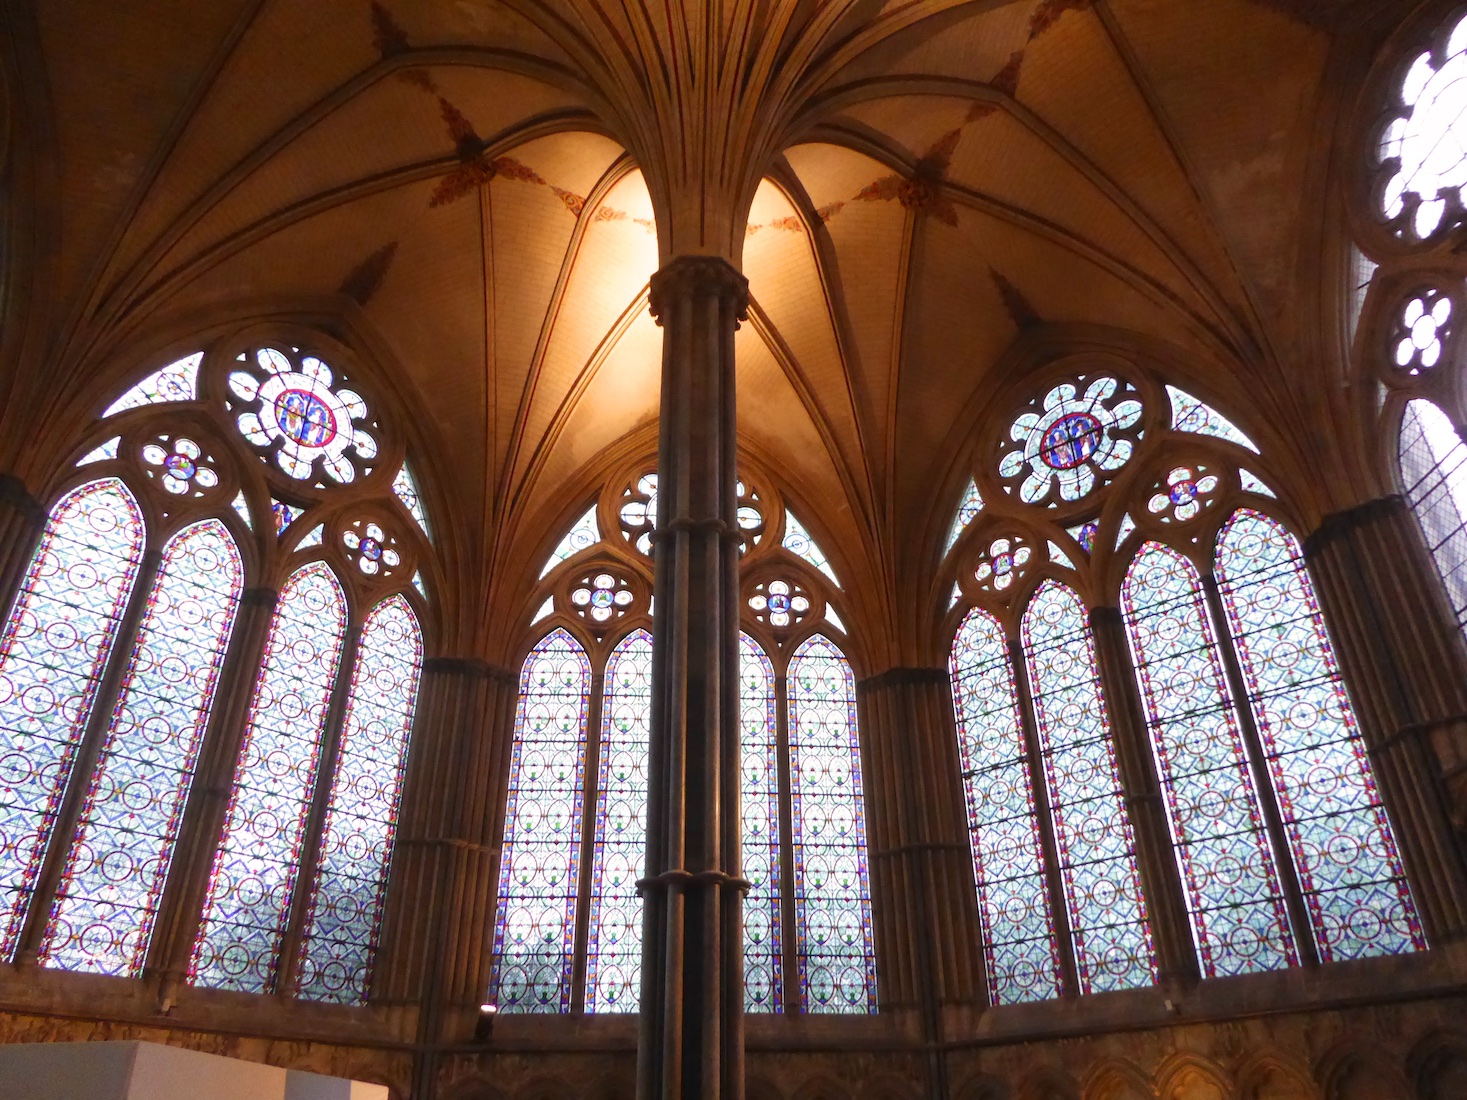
{"left": 12, "top": 0, "right": 1356, "bottom": 646}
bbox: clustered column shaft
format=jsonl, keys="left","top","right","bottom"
{"left": 638, "top": 255, "right": 748, "bottom": 1100}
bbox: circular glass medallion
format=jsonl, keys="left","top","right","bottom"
{"left": 1039, "top": 412, "right": 1103, "bottom": 470}
{"left": 164, "top": 454, "right": 196, "bottom": 480}
{"left": 273, "top": 389, "right": 338, "bottom": 447}
{"left": 359, "top": 537, "right": 383, "bottom": 562}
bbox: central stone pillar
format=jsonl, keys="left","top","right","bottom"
{"left": 639, "top": 256, "right": 748, "bottom": 1100}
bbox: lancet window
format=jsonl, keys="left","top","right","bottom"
{"left": 944, "top": 366, "right": 1422, "bottom": 1005}
{"left": 490, "top": 465, "right": 876, "bottom": 1015}
{"left": 0, "top": 338, "right": 434, "bottom": 1006}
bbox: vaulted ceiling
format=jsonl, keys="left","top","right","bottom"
{"left": 0, "top": 0, "right": 1386, "bottom": 658}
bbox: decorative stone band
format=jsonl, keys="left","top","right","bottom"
{"left": 650, "top": 516, "right": 744, "bottom": 545}
{"left": 647, "top": 254, "right": 751, "bottom": 324}
{"left": 636, "top": 868, "right": 753, "bottom": 896}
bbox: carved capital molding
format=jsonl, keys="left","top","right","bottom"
{"left": 1303, "top": 495, "right": 1407, "bottom": 557}
{"left": 422, "top": 656, "right": 512, "bottom": 683}
{"left": 0, "top": 474, "right": 44, "bottom": 526}
{"left": 648, "top": 255, "right": 750, "bottom": 325}
{"left": 857, "top": 666, "right": 947, "bottom": 691}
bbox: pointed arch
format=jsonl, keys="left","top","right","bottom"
{"left": 41, "top": 518, "right": 242, "bottom": 976}
{"left": 490, "top": 628, "right": 591, "bottom": 1013}
{"left": 949, "top": 607, "right": 1060, "bottom": 1005}
{"left": 191, "top": 561, "right": 348, "bottom": 993}
{"left": 1215, "top": 509, "right": 1424, "bottom": 961}
{"left": 0, "top": 478, "right": 145, "bottom": 956}
{"left": 585, "top": 628, "right": 653, "bottom": 1012}
{"left": 1020, "top": 580, "right": 1155, "bottom": 994}
{"left": 740, "top": 631, "right": 783, "bottom": 1012}
{"left": 1121, "top": 540, "right": 1294, "bottom": 977}
{"left": 298, "top": 594, "right": 424, "bottom": 1003}
{"left": 787, "top": 634, "right": 876, "bottom": 1013}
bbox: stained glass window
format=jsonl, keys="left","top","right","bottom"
{"left": 102, "top": 354, "right": 202, "bottom": 417}
{"left": 586, "top": 630, "right": 652, "bottom": 1012}
{"left": 392, "top": 465, "right": 430, "bottom": 536}
{"left": 1121, "top": 542, "right": 1294, "bottom": 977}
{"left": 783, "top": 513, "right": 840, "bottom": 587}
{"left": 949, "top": 609, "right": 1060, "bottom": 1004}
{"left": 491, "top": 630, "right": 590, "bottom": 1012}
{"left": 0, "top": 479, "right": 145, "bottom": 956}
{"left": 41, "top": 520, "right": 242, "bottom": 976}
{"left": 541, "top": 506, "right": 600, "bottom": 577}
{"left": 77, "top": 439, "right": 119, "bottom": 467}
{"left": 999, "top": 378, "right": 1142, "bottom": 505}
{"left": 787, "top": 635, "right": 876, "bottom": 1012}
{"left": 298, "top": 596, "right": 423, "bottom": 1003}
{"left": 1399, "top": 399, "right": 1467, "bottom": 631}
{"left": 191, "top": 563, "right": 347, "bottom": 993}
{"left": 1166, "top": 386, "right": 1259, "bottom": 453}
{"left": 1021, "top": 582, "right": 1156, "bottom": 994}
{"left": 1214, "top": 511, "right": 1424, "bottom": 961}
{"left": 740, "top": 633, "right": 783, "bottom": 1011}
{"left": 944, "top": 480, "right": 984, "bottom": 556}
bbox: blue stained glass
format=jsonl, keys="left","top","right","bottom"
{"left": 740, "top": 633, "right": 783, "bottom": 1011}
{"left": 949, "top": 609, "right": 1061, "bottom": 1005}
{"left": 1215, "top": 511, "right": 1424, "bottom": 961}
{"left": 586, "top": 630, "right": 652, "bottom": 1012}
{"left": 298, "top": 596, "right": 423, "bottom": 1003}
{"left": 1121, "top": 542, "right": 1295, "bottom": 978}
{"left": 0, "top": 479, "right": 144, "bottom": 957}
{"left": 42, "top": 520, "right": 241, "bottom": 976}
{"left": 191, "top": 563, "right": 347, "bottom": 993}
{"left": 787, "top": 635, "right": 877, "bottom": 1013}
{"left": 1021, "top": 582, "right": 1156, "bottom": 994}
{"left": 491, "top": 629, "right": 590, "bottom": 1013}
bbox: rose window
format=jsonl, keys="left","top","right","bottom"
{"left": 142, "top": 436, "right": 219, "bottom": 497}
{"left": 1394, "top": 290, "right": 1453, "bottom": 374}
{"left": 748, "top": 579, "right": 812, "bottom": 629}
{"left": 570, "top": 572, "right": 636, "bottom": 623}
{"left": 974, "top": 537, "right": 1032, "bottom": 595}
{"left": 1379, "top": 14, "right": 1467, "bottom": 240}
{"left": 1147, "top": 466, "right": 1220, "bottom": 525}
{"left": 342, "top": 520, "right": 402, "bottom": 576}
{"left": 999, "top": 377, "right": 1143, "bottom": 506}
{"left": 619, "top": 473, "right": 658, "bottom": 556}
{"left": 228, "top": 348, "right": 378, "bottom": 484}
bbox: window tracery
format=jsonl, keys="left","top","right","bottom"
{"left": 495, "top": 462, "right": 875, "bottom": 1015}
{"left": 0, "top": 333, "right": 435, "bottom": 1005}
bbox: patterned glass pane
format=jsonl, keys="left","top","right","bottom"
{"left": 788, "top": 635, "right": 877, "bottom": 1013}
{"left": 586, "top": 630, "right": 652, "bottom": 1012}
{"left": 490, "top": 629, "right": 590, "bottom": 1013}
{"left": 1021, "top": 582, "right": 1156, "bottom": 994}
{"left": 1399, "top": 399, "right": 1467, "bottom": 633}
{"left": 191, "top": 563, "right": 347, "bottom": 992}
{"left": 0, "top": 479, "right": 144, "bottom": 957}
{"left": 1215, "top": 511, "right": 1425, "bottom": 961}
{"left": 41, "top": 520, "right": 241, "bottom": 976}
{"left": 1121, "top": 542, "right": 1295, "bottom": 978}
{"left": 949, "top": 609, "right": 1061, "bottom": 1005}
{"left": 102, "top": 354, "right": 202, "bottom": 417}
{"left": 298, "top": 596, "right": 423, "bottom": 1003}
{"left": 740, "top": 632, "right": 783, "bottom": 1012}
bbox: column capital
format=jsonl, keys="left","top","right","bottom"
{"left": 1303, "top": 494, "right": 1407, "bottom": 556}
{"left": 0, "top": 473, "right": 45, "bottom": 525}
{"left": 648, "top": 254, "right": 749, "bottom": 324}
{"left": 422, "top": 655, "right": 513, "bottom": 683}
{"left": 858, "top": 666, "right": 948, "bottom": 691}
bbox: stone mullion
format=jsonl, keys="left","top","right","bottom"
{"left": 1088, "top": 607, "right": 1200, "bottom": 988}
{"left": 14, "top": 546, "right": 162, "bottom": 966}
{"left": 0, "top": 475, "right": 45, "bottom": 617}
{"left": 1305, "top": 496, "right": 1467, "bottom": 943}
{"left": 1008, "top": 636, "right": 1082, "bottom": 999}
{"left": 273, "top": 624, "right": 362, "bottom": 996}
{"left": 638, "top": 256, "right": 747, "bottom": 1100}
{"left": 1202, "top": 574, "right": 1321, "bottom": 968}
{"left": 146, "top": 586, "right": 277, "bottom": 1001}
{"left": 859, "top": 669, "right": 916, "bottom": 1013}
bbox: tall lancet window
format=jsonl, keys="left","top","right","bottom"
{"left": 0, "top": 340, "right": 435, "bottom": 1002}
{"left": 490, "top": 467, "right": 878, "bottom": 1014}
{"left": 945, "top": 366, "right": 1422, "bottom": 1002}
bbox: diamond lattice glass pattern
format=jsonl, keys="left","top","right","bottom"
{"left": 490, "top": 630, "right": 590, "bottom": 1012}
{"left": 1380, "top": 13, "right": 1467, "bottom": 239}
{"left": 298, "top": 596, "right": 423, "bottom": 1003}
{"left": 586, "top": 630, "right": 652, "bottom": 1012}
{"left": 190, "top": 563, "right": 346, "bottom": 993}
{"left": 949, "top": 609, "right": 1061, "bottom": 1005}
{"left": 1000, "top": 378, "right": 1142, "bottom": 505}
{"left": 1021, "top": 582, "right": 1156, "bottom": 993}
{"left": 42, "top": 520, "right": 241, "bottom": 976}
{"left": 1215, "top": 511, "right": 1424, "bottom": 961}
{"left": 0, "top": 480, "right": 144, "bottom": 957}
{"left": 787, "top": 636, "right": 877, "bottom": 1013}
{"left": 740, "top": 633, "right": 783, "bottom": 1012}
{"left": 1121, "top": 542, "right": 1295, "bottom": 978}
{"left": 1400, "top": 399, "right": 1467, "bottom": 633}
